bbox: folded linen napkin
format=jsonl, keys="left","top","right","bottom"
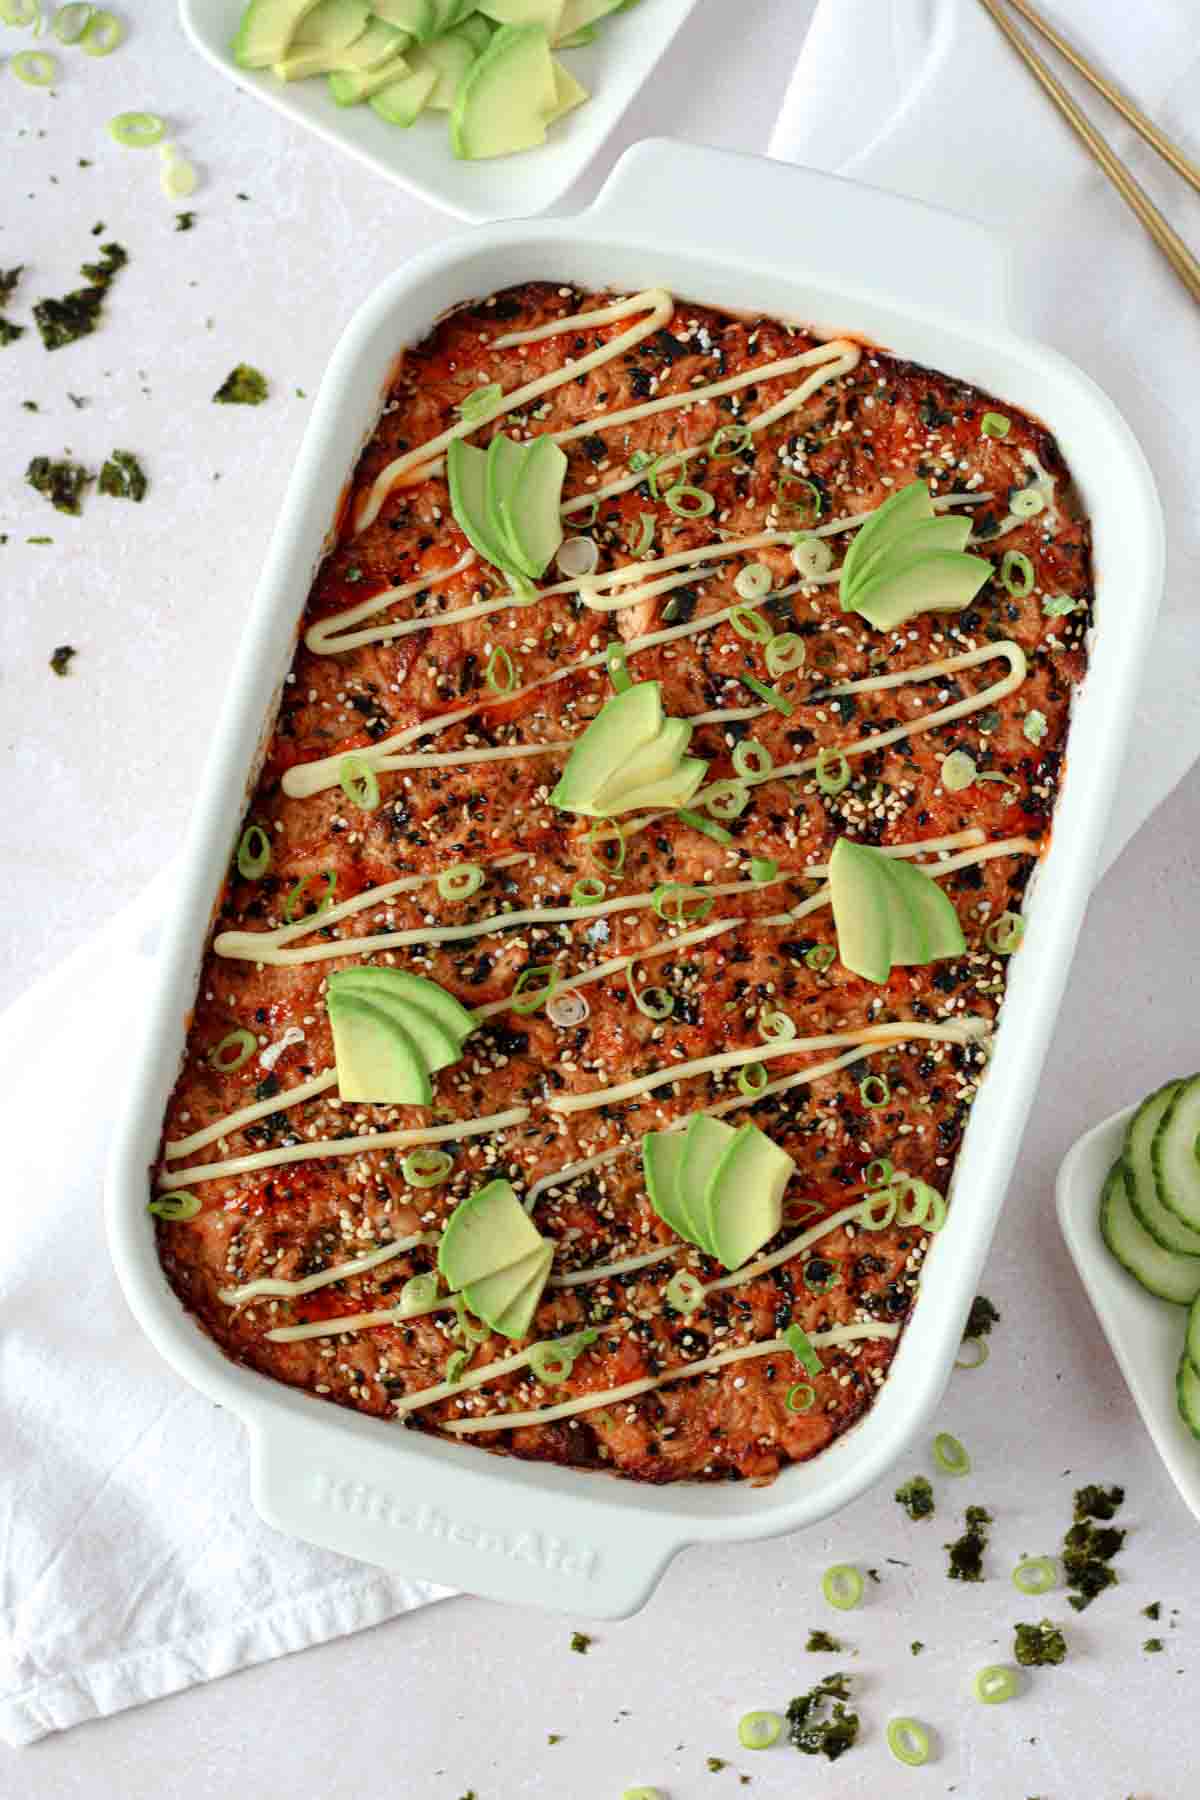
{"left": 0, "top": 873, "right": 451, "bottom": 1749}
{"left": 770, "top": 0, "right": 1200, "bottom": 872}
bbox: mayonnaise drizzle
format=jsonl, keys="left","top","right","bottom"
{"left": 219, "top": 1231, "right": 436, "bottom": 1305}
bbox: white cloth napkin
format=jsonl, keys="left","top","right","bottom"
{"left": 770, "top": 0, "right": 1200, "bottom": 875}
{"left": 0, "top": 874, "right": 451, "bottom": 1749}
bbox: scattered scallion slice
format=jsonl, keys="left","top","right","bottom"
{"left": 822, "top": 1563, "right": 864, "bottom": 1610}
{"left": 737, "top": 1711, "right": 782, "bottom": 1751}
{"left": 148, "top": 1190, "right": 201, "bottom": 1221}
{"left": 707, "top": 422, "right": 752, "bottom": 461}
{"left": 652, "top": 883, "right": 713, "bottom": 924}
{"left": 547, "top": 989, "right": 590, "bottom": 1028}
{"left": 784, "top": 1322, "right": 823, "bottom": 1377}
{"left": 665, "top": 1270, "right": 704, "bottom": 1314}
{"left": 109, "top": 112, "right": 167, "bottom": 148}
{"left": 1023, "top": 708, "right": 1047, "bottom": 744}
{"left": 283, "top": 869, "right": 336, "bottom": 923}
{"left": 627, "top": 961, "right": 674, "bottom": 1020}
{"left": 932, "top": 1431, "right": 971, "bottom": 1477}
{"left": 1001, "top": 549, "right": 1035, "bottom": 596}
{"left": 484, "top": 645, "right": 518, "bottom": 693}
{"left": 160, "top": 151, "right": 197, "bottom": 199}
{"left": 402, "top": 1148, "right": 453, "bottom": 1188}
{"left": 791, "top": 534, "right": 834, "bottom": 582}
{"left": 676, "top": 807, "right": 732, "bottom": 847}
{"left": 750, "top": 856, "right": 778, "bottom": 884}
{"left": 397, "top": 1272, "right": 439, "bottom": 1316}
{"left": 859, "top": 1074, "right": 889, "bottom": 1108}
{"left": 955, "top": 1336, "right": 989, "bottom": 1371}
{"left": 776, "top": 473, "right": 822, "bottom": 522}
{"left": 737, "top": 1062, "right": 768, "bottom": 1096}
{"left": 705, "top": 779, "right": 750, "bottom": 821}
{"left": 0, "top": 0, "right": 40, "bottom": 22}
{"left": 815, "top": 746, "right": 850, "bottom": 795}
{"left": 586, "top": 818, "right": 626, "bottom": 874}
{"left": 664, "top": 481, "right": 714, "bottom": 519}
{"left": 886, "top": 1717, "right": 931, "bottom": 1766}
{"left": 12, "top": 50, "right": 58, "bottom": 85}
{"left": 742, "top": 673, "right": 792, "bottom": 715}
{"left": 630, "top": 511, "right": 655, "bottom": 557}
{"left": 1012, "top": 488, "right": 1045, "bottom": 518}
{"left": 974, "top": 1665, "right": 1018, "bottom": 1705}
{"left": 622, "top": 1789, "right": 664, "bottom": 1800}
{"left": 339, "top": 753, "right": 380, "bottom": 812}
{"left": 729, "top": 603, "right": 772, "bottom": 644}
{"left": 858, "top": 1190, "right": 897, "bottom": 1230}
{"left": 52, "top": 2, "right": 93, "bottom": 41}
{"left": 785, "top": 1381, "right": 815, "bottom": 1413}
{"left": 981, "top": 412, "right": 1011, "bottom": 439}
{"left": 529, "top": 1329, "right": 596, "bottom": 1386}
{"left": 80, "top": 6, "right": 122, "bottom": 52}
{"left": 209, "top": 1028, "right": 256, "bottom": 1073}
{"left": 985, "top": 911, "right": 1024, "bottom": 954}
{"left": 941, "top": 749, "right": 977, "bottom": 791}
{"left": 556, "top": 534, "right": 599, "bottom": 578}
{"left": 606, "top": 641, "right": 631, "bottom": 693}
{"left": 759, "top": 1007, "right": 795, "bottom": 1042}
{"left": 734, "top": 562, "right": 772, "bottom": 601}
{"left": 1012, "top": 1557, "right": 1057, "bottom": 1596}
{"left": 511, "top": 964, "right": 558, "bottom": 1014}
{"left": 804, "top": 943, "right": 835, "bottom": 972}
{"left": 236, "top": 824, "right": 272, "bottom": 880}
{"left": 804, "top": 1259, "right": 839, "bottom": 1295}
{"left": 570, "top": 877, "right": 606, "bottom": 908}
{"left": 628, "top": 449, "right": 664, "bottom": 495}
{"left": 765, "top": 632, "right": 805, "bottom": 677}
{"left": 865, "top": 1156, "right": 894, "bottom": 1188}
{"left": 1043, "top": 593, "right": 1078, "bottom": 618}
{"left": 444, "top": 1349, "right": 470, "bottom": 1386}
{"left": 437, "top": 863, "right": 483, "bottom": 902}
{"left": 455, "top": 382, "right": 501, "bottom": 424}
{"left": 452, "top": 1294, "right": 491, "bottom": 1345}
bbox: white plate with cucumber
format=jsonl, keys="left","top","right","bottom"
{"left": 180, "top": 0, "right": 699, "bottom": 220}
{"left": 1057, "top": 1077, "right": 1200, "bottom": 1525}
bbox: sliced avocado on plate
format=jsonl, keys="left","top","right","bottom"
{"left": 450, "top": 22, "right": 556, "bottom": 160}
{"left": 233, "top": 0, "right": 324, "bottom": 68}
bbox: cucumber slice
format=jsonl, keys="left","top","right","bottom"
{"left": 1186, "top": 1290, "right": 1200, "bottom": 1378}
{"left": 1099, "top": 1159, "right": 1200, "bottom": 1305}
{"left": 1177, "top": 1348, "right": 1200, "bottom": 1441}
{"left": 1123, "top": 1079, "right": 1200, "bottom": 1255}
{"left": 1152, "top": 1073, "right": 1200, "bottom": 1231}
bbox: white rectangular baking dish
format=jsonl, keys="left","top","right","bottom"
{"left": 178, "top": 0, "right": 699, "bottom": 223}
{"left": 105, "top": 140, "right": 1163, "bottom": 1618}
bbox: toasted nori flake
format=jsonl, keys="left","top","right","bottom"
{"left": 26, "top": 455, "right": 92, "bottom": 515}
{"left": 785, "top": 1673, "right": 859, "bottom": 1760}
{"left": 99, "top": 449, "right": 148, "bottom": 501}
{"left": 895, "top": 1475, "right": 935, "bottom": 1520}
{"left": 945, "top": 1505, "right": 992, "bottom": 1581}
{"left": 214, "top": 363, "right": 269, "bottom": 405}
{"left": 49, "top": 644, "right": 76, "bottom": 677}
{"left": 1014, "top": 1619, "right": 1067, "bottom": 1665}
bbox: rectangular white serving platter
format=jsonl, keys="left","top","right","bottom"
{"left": 1057, "top": 1106, "right": 1200, "bottom": 1525}
{"left": 179, "top": 0, "right": 700, "bottom": 221}
{"left": 106, "top": 141, "right": 1164, "bottom": 1616}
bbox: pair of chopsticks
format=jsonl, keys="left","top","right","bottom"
{"left": 976, "top": 0, "right": 1200, "bottom": 305}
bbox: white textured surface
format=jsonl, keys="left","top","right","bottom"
{"left": 4, "top": 0, "right": 1200, "bottom": 1790}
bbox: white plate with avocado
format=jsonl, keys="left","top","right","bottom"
{"left": 180, "top": 0, "right": 700, "bottom": 221}
{"left": 1057, "top": 1094, "right": 1200, "bottom": 1526}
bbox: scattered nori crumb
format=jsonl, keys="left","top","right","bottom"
{"left": 785, "top": 1673, "right": 859, "bottom": 1761}
{"left": 49, "top": 644, "right": 76, "bottom": 676}
{"left": 1062, "top": 1484, "right": 1125, "bottom": 1611}
{"left": 0, "top": 265, "right": 24, "bottom": 345}
{"left": 910, "top": 1641, "right": 925, "bottom": 1656}
{"left": 26, "top": 455, "right": 91, "bottom": 515}
{"left": 213, "top": 362, "right": 268, "bottom": 405}
{"left": 99, "top": 449, "right": 147, "bottom": 501}
{"left": 1143, "top": 1602, "right": 1161, "bottom": 1620}
{"left": 1075, "top": 1484, "right": 1124, "bottom": 1521}
{"left": 569, "top": 1631, "right": 592, "bottom": 1655}
{"left": 547, "top": 1734, "right": 563, "bottom": 1745}
{"left": 33, "top": 242, "right": 127, "bottom": 352}
{"left": 175, "top": 211, "right": 196, "bottom": 231}
{"left": 1143, "top": 1637, "right": 1164, "bottom": 1653}
{"left": 895, "top": 1475, "right": 935, "bottom": 1520}
{"left": 21, "top": 400, "right": 38, "bottom": 411}
{"left": 1014, "top": 1620, "right": 1067, "bottom": 1666}
{"left": 945, "top": 1505, "right": 992, "bottom": 1582}
{"left": 964, "top": 1294, "right": 1001, "bottom": 1339}
{"left": 805, "top": 1629, "right": 842, "bottom": 1654}
{"left": 706, "top": 1757, "right": 727, "bottom": 1772}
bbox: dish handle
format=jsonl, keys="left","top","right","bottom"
{"left": 586, "top": 138, "right": 1011, "bottom": 329}
{"left": 249, "top": 1411, "right": 682, "bottom": 1619}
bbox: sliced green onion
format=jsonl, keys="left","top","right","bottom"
{"left": 759, "top": 1007, "right": 795, "bottom": 1042}
{"left": 765, "top": 632, "right": 806, "bottom": 677}
{"left": 397, "top": 1272, "right": 439, "bottom": 1316}
{"left": 109, "top": 111, "right": 167, "bottom": 148}
{"left": 775, "top": 474, "right": 822, "bottom": 522}
{"left": 893, "top": 1176, "right": 942, "bottom": 1228}
{"left": 985, "top": 911, "right": 1025, "bottom": 954}
{"left": 707, "top": 422, "right": 753, "bottom": 461}
{"left": 1001, "top": 550, "right": 1035, "bottom": 596}
{"left": 804, "top": 943, "right": 836, "bottom": 972}
{"left": 628, "top": 960, "right": 675, "bottom": 1021}
{"left": 576, "top": 498, "right": 599, "bottom": 527}
{"left": 571, "top": 877, "right": 606, "bottom": 908}
{"left": 628, "top": 449, "right": 664, "bottom": 496}
{"left": 815, "top": 747, "right": 851, "bottom": 796}
{"left": 402, "top": 1148, "right": 453, "bottom": 1188}
{"left": 452, "top": 1293, "right": 491, "bottom": 1344}
{"left": 704, "top": 779, "right": 750, "bottom": 822}
{"left": 652, "top": 883, "right": 714, "bottom": 924}
{"left": 547, "top": 989, "right": 590, "bottom": 1028}
{"left": 865, "top": 1156, "right": 894, "bottom": 1188}
{"left": 732, "top": 741, "right": 773, "bottom": 785}
{"left": 622, "top": 1789, "right": 663, "bottom": 1800}
{"left": 737, "top": 1711, "right": 782, "bottom": 1751}
{"left": 1012, "top": 1557, "right": 1057, "bottom": 1596}
{"left": 339, "top": 753, "right": 380, "bottom": 812}
{"left": 981, "top": 412, "right": 1011, "bottom": 439}
{"left": 734, "top": 562, "right": 772, "bottom": 601}
{"left": 665, "top": 1270, "right": 704, "bottom": 1314}
{"left": 160, "top": 152, "right": 197, "bottom": 200}
{"left": 484, "top": 645, "right": 518, "bottom": 693}
{"left": 209, "top": 1028, "right": 256, "bottom": 1073}
{"left": 148, "top": 1190, "right": 201, "bottom": 1221}
{"left": 1023, "top": 708, "right": 1047, "bottom": 744}
{"left": 606, "top": 641, "right": 632, "bottom": 693}
{"left": 664, "top": 481, "right": 714, "bottom": 519}
{"left": 438, "top": 863, "right": 483, "bottom": 902}
{"left": 941, "top": 749, "right": 977, "bottom": 792}
{"left": 822, "top": 1563, "right": 864, "bottom": 1611}
{"left": 529, "top": 1329, "right": 596, "bottom": 1386}
{"left": 1043, "top": 593, "right": 1079, "bottom": 618}
{"left": 729, "top": 603, "right": 772, "bottom": 644}
{"left": 886, "top": 1717, "right": 931, "bottom": 1766}
{"left": 858, "top": 1190, "right": 898, "bottom": 1231}
{"left": 737, "top": 1062, "right": 769, "bottom": 1097}
{"left": 444, "top": 1349, "right": 470, "bottom": 1386}
{"left": 975, "top": 1665, "right": 1018, "bottom": 1705}
{"left": 0, "top": 0, "right": 40, "bottom": 21}
{"left": 750, "top": 856, "right": 778, "bottom": 884}
{"left": 630, "top": 511, "right": 655, "bottom": 557}
{"left": 80, "top": 5, "right": 122, "bottom": 51}
{"left": 955, "top": 1336, "right": 989, "bottom": 1371}
{"left": 804, "top": 1259, "right": 840, "bottom": 1295}
{"left": 236, "top": 824, "right": 272, "bottom": 880}
{"left": 12, "top": 50, "right": 57, "bottom": 85}
{"left": 586, "top": 818, "right": 626, "bottom": 874}
{"left": 742, "top": 673, "right": 792, "bottom": 716}
{"left": 784, "top": 1322, "right": 823, "bottom": 1377}
{"left": 859, "top": 1074, "right": 890, "bottom": 1109}
{"left": 785, "top": 1381, "right": 815, "bottom": 1413}
{"left": 1012, "top": 488, "right": 1045, "bottom": 518}
{"left": 676, "top": 807, "right": 732, "bottom": 847}
{"left": 932, "top": 1431, "right": 971, "bottom": 1477}
{"left": 511, "top": 964, "right": 558, "bottom": 1014}
{"left": 283, "top": 869, "right": 336, "bottom": 923}
{"left": 52, "top": 3, "right": 93, "bottom": 42}
{"left": 455, "top": 382, "right": 501, "bottom": 424}
{"left": 791, "top": 535, "right": 834, "bottom": 582}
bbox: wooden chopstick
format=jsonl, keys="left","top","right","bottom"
{"left": 975, "top": 0, "right": 1200, "bottom": 305}
{"left": 1001, "top": 0, "right": 1200, "bottom": 197}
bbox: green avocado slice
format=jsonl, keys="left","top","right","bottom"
{"left": 485, "top": 433, "right": 533, "bottom": 574}
{"left": 592, "top": 717, "right": 692, "bottom": 810}
{"left": 330, "top": 981, "right": 460, "bottom": 1076}
{"left": 681, "top": 1115, "right": 736, "bottom": 1256}
{"left": 438, "top": 1178, "right": 544, "bottom": 1290}
{"left": 450, "top": 22, "right": 555, "bottom": 159}
{"left": 643, "top": 1131, "right": 700, "bottom": 1247}
{"left": 829, "top": 837, "right": 894, "bottom": 984}
{"left": 463, "top": 1242, "right": 551, "bottom": 1334}
{"left": 876, "top": 858, "right": 929, "bottom": 967}
{"left": 705, "top": 1123, "right": 792, "bottom": 1271}
{"left": 328, "top": 43, "right": 413, "bottom": 103}
{"left": 369, "top": 63, "right": 437, "bottom": 122}
{"left": 881, "top": 854, "right": 965, "bottom": 965}
{"left": 851, "top": 548, "right": 992, "bottom": 632}
{"left": 328, "top": 992, "right": 431, "bottom": 1104}
{"left": 551, "top": 682, "right": 664, "bottom": 812}
{"left": 326, "top": 966, "right": 475, "bottom": 1044}
{"left": 447, "top": 438, "right": 509, "bottom": 570}
{"left": 839, "top": 481, "right": 933, "bottom": 603}
{"left": 232, "top": 0, "right": 324, "bottom": 68}
{"left": 611, "top": 755, "right": 707, "bottom": 815}
{"left": 845, "top": 513, "right": 973, "bottom": 602}
{"left": 502, "top": 435, "right": 567, "bottom": 576}
{"left": 492, "top": 1242, "right": 554, "bottom": 1338}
